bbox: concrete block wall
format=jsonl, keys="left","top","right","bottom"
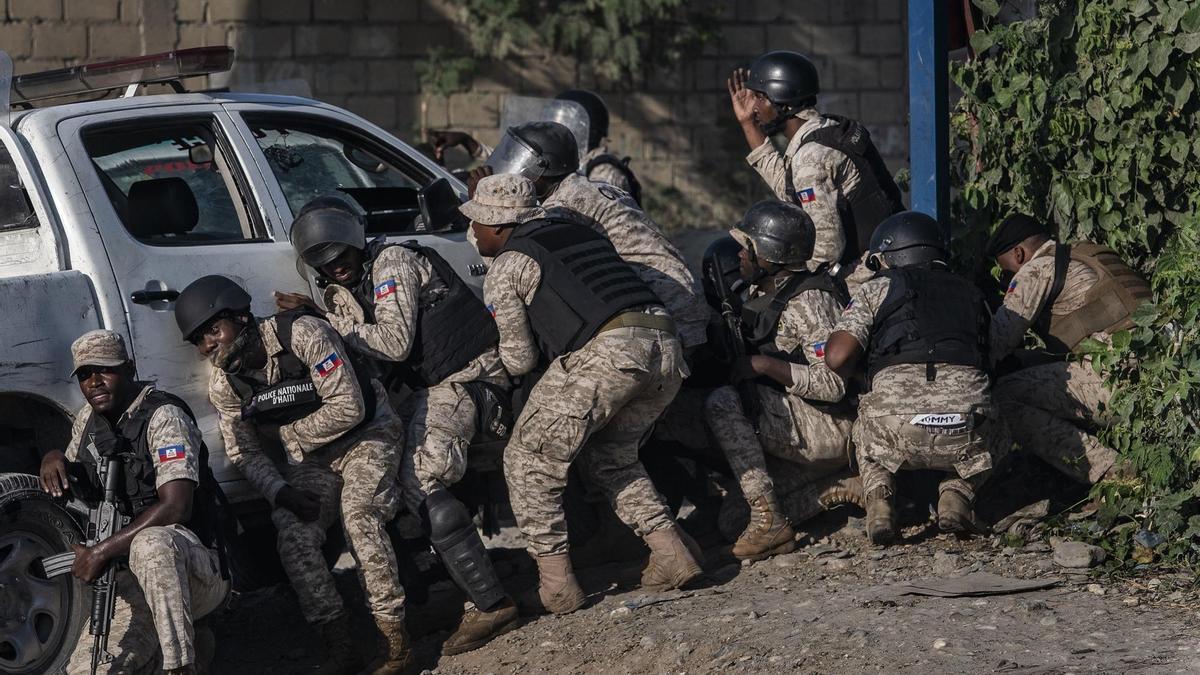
{"left": 2, "top": 0, "right": 908, "bottom": 228}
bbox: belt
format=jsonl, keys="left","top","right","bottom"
{"left": 598, "top": 311, "right": 677, "bottom": 335}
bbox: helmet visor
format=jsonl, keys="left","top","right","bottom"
{"left": 499, "top": 96, "right": 589, "bottom": 164}
{"left": 302, "top": 241, "right": 349, "bottom": 269}
{"left": 485, "top": 130, "right": 549, "bottom": 181}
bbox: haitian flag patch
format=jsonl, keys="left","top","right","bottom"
{"left": 813, "top": 342, "right": 826, "bottom": 359}
{"left": 1006, "top": 279, "right": 1018, "bottom": 294}
{"left": 315, "top": 352, "right": 344, "bottom": 377}
{"left": 797, "top": 187, "right": 817, "bottom": 204}
{"left": 157, "top": 445, "right": 186, "bottom": 463}
{"left": 374, "top": 279, "right": 397, "bottom": 300}
{"left": 486, "top": 303, "right": 496, "bottom": 318}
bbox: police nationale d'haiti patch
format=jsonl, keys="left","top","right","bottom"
{"left": 315, "top": 352, "right": 344, "bottom": 377}
{"left": 157, "top": 445, "right": 186, "bottom": 463}
{"left": 374, "top": 279, "right": 397, "bottom": 300}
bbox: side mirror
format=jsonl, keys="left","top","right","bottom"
{"left": 189, "top": 144, "right": 214, "bottom": 165}
{"left": 416, "top": 177, "right": 464, "bottom": 232}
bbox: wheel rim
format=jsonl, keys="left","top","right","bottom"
{"left": 0, "top": 530, "right": 72, "bottom": 673}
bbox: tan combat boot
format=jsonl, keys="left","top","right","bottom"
{"left": 732, "top": 491, "right": 796, "bottom": 561}
{"left": 534, "top": 553, "right": 587, "bottom": 615}
{"left": 937, "top": 488, "right": 975, "bottom": 534}
{"left": 364, "top": 617, "right": 413, "bottom": 675}
{"left": 641, "top": 525, "right": 704, "bottom": 590}
{"left": 865, "top": 487, "right": 897, "bottom": 546}
{"left": 317, "top": 619, "right": 364, "bottom": 675}
{"left": 442, "top": 598, "right": 521, "bottom": 655}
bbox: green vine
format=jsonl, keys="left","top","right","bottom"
{"left": 953, "top": 0, "right": 1200, "bottom": 566}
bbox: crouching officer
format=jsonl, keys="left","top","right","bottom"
{"left": 704, "top": 201, "right": 855, "bottom": 561}
{"left": 39, "top": 330, "right": 229, "bottom": 675}
{"left": 465, "top": 174, "right": 703, "bottom": 614}
{"left": 280, "top": 196, "right": 519, "bottom": 653}
{"left": 174, "top": 277, "right": 409, "bottom": 675}
{"left": 986, "top": 214, "right": 1149, "bottom": 484}
{"left": 728, "top": 50, "right": 904, "bottom": 288}
{"left": 823, "top": 212, "right": 1010, "bottom": 545}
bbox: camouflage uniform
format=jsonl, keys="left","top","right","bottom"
{"left": 833, "top": 276, "right": 1010, "bottom": 501}
{"left": 990, "top": 239, "right": 1117, "bottom": 483}
{"left": 485, "top": 249, "right": 686, "bottom": 557}
{"left": 65, "top": 385, "right": 229, "bottom": 674}
{"left": 747, "top": 108, "right": 874, "bottom": 288}
{"left": 705, "top": 281, "right": 853, "bottom": 501}
{"left": 581, "top": 145, "right": 634, "bottom": 194}
{"left": 324, "top": 244, "right": 509, "bottom": 513}
{"left": 208, "top": 315, "right": 405, "bottom": 624}
{"left": 542, "top": 173, "right": 710, "bottom": 351}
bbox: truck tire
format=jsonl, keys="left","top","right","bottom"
{"left": 0, "top": 473, "right": 87, "bottom": 675}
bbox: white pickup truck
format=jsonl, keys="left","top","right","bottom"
{"left": 0, "top": 47, "right": 488, "bottom": 674}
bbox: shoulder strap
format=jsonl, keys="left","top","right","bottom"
{"left": 1034, "top": 243, "right": 1070, "bottom": 332}
{"left": 584, "top": 153, "right": 643, "bottom": 205}
{"left": 272, "top": 308, "right": 318, "bottom": 378}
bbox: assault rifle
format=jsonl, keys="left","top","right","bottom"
{"left": 40, "top": 455, "right": 129, "bottom": 675}
{"left": 701, "top": 242, "right": 760, "bottom": 433}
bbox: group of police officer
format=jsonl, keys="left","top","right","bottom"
{"left": 40, "top": 49, "right": 1151, "bottom": 674}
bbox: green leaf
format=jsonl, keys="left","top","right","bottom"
{"left": 1149, "top": 38, "right": 1174, "bottom": 76}
{"left": 1086, "top": 96, "right": 1107, "bottom": 121}
{"left": 1132, "top": 0, "right": 1154, "bottom": 17}
{"left": 1173, "top": 72, "right": 1195, "bottom": 108}
{"left": 970, "top": 30, "right": 995, "bottom": 53}
{"left": 1176, "top": 33, "right": 1200, "bottom": 53}
{"left": 973, "top": 0, "right": 1001, "bottom": 18}
{"left": 1181, "top": 5, "right": 1200, "bottom": 32}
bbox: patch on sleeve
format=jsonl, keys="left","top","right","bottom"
{"left": 486, "top": 303, "right": 496, "bottom": 318}
{"left": 315, "top": 352, "right": 344, "bottom": 377}
{"left": 843, "top": 299, "right": 854, "bottom": 312}
{"left": 797, "top": 187, "right": 817, "bottom": 204}
{"left": 157, "top": 445, "right": 186, "bottom": 463}
{"left": 374, "top": 279, "right": 397, "bottom": 300}
{"left": 597, "top": 184, "right": 626, "bottom": 201}
{"left": 812, "top": 341, "right": 826, "bottom": 359}
{"left": 1006, "top": 279, "right": 1018, "bottom": 294}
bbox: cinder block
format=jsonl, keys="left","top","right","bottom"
{"left": 765, "top": 23, "right": 816, "bottom": 53}
{"left": 858, "top": 23, "right": 903, "bottom": 55}
{"left": 293, "top": 25, "right": 350, "bottom": 57}
{"left": 713, "top": 24, "right": 765, "bottom": 56}
{"left": 261, "top": 0, "right": 311, "bottom": 22}
{"left": 828, "top": 1, "right": 875, "bottom": 23}
{"left": 67, "top": 0, "right": 119, "bottom": 21}
{"left": 367, "top": 0, "right": 418, "bottom": 21}
{"left": 32, "top": 23, "right": 84, "bottom": 59}
{"left": 10, "top": 0, "right": 61, "bottom": 21}
{"left": 177, "top": 0, "right": 206, "bottom": 22}
{"left": 876, "top": 0, "right": 903, "bottom": 22}
{"left": 819, "top": 91, "right": 860, "bottom": 119}
{"left": 835, "top": 55, "right": 880, "bottom": 89}
{"left": 230, "top": 25, "right": 292, "bottom": 59}
{"left": 810, "top": 24, "right": 857, "bottom": 55}
{"left": 366, "top": 59, "right": 419, "bottom": 94}
{"left": 346, "top": 94, "right": 397, "bottom": 129}
{"left": 672, "top": 93, "right": 721, "bottom": 127}
{"left": 878, "top": 57, "right": 906, "bottom": 89}
{"left": 313, "top": 60, "right": 367, "bottom": 94}
{"left": 88, "top": 24, "right": 141, "bottom": 59}
{"left": 624, "top": 93, "right": 672, "bottom": 127}
{"left": 391, "top": 23, "right": 454, "bottom": 56}
{"left": 419, "top": 94, "right": 450, "bottom": 129}
{"left": 448, "top": 92, "right": 498, "bottom": 127}
{"left": 209, "top": 0, "right": 256, "bottom": 21}
{"left": 0, "top": 22, "right": 34, "bottom": 59}
{"left": 857, "top": 91, "right": 905, "bottom": 124}
{"left": 314, "top": 0, "right": 366, "bottom": 21}
{"left": 179, "top": 23, "right": 229, "bottom": 49}
{"left": 348, "top": 26, "right": 402, "bottom": 58}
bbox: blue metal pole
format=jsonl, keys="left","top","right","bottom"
{"left": 908, "top": 0, "right": 949, "bottom": 231}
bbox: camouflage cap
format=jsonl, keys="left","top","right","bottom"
{"left": 459, "top": 174, "right": 546, "bottom": 227}
{"left": 70, "top": 329, "right": 130, "bottom": 376}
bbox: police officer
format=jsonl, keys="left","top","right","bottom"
{"left": 463, "top": 174, "right": 702, "bottom": 613}
{"left": 174, "top": 277, "right": 409, "bottom": 675}
{"left": 39, "top": 330, "right": 228, "bottom": 675}
{"left": 485, "top": 120, "right": 711, "bottom": 356}
{"left": 728, "top": 50, "right": 905, "bottom": 287}
{"left": 823, "top": 212, "right": 1009, "bottom": 545}
{"left": 704, "top": 201, "right": 855, "bottom": 561}
{"left": 279, "top": 196, "right": 520, "bottom": 653}
{"left": 986, "top": 214, "right": 1149, "bottom": 484}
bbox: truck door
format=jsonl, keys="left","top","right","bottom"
{"left": 57, "top": 108, "right": 311, "bottom": 495}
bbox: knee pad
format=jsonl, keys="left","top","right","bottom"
{"left": 421, "top": 489, "right": 506, "bottom": 610}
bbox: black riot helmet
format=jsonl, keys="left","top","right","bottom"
{"left": 485, "top": 121, "right": 580, "bottom": 181}
{"left": 290, "top": 196, "right": 367, "bottom": 268}
{"left": 555, "top": 89, "right": 608, "bottom": 151}
{"left": 730, "top": 200, "right": 816, "bottom": 272}
{"left": 867, "top": 210, "right": 948, "bottom": 270}
{"left": 701, "top": 235, "right": 745, "bottom": 306}
{"left": 745, "top": 51, "right": 820, "bottom": 134}
{"left": 174, "top": 275, "right": 252, "bottom": 342}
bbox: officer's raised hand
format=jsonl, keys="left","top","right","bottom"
{"left": 274, "top": 291, "right": 323, "bottom": 316}
{"left": 276, "top": 485, "right": 322, "bottom": 522}
{"left": 38, "top": 449, "right": 69, "bottom": 497}
{"left": 429, "top": 129, "right": 481, "bottom": 162}
{"left": 727, "top": 68, "right": 757, "bottom": 125}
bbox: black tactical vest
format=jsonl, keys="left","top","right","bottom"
{"left": 350, "top": 240, "right": 499, "bottom": 388}
{"left": 788, "top": 115, "right": 905, "bottom": 263}
{"left": 77, "top": 389, "right": 228, "bottom": 550}
{"left": 584, "top": 153, "right": 643, "bottom": 207}
{"left": 498, "top": 218, "right": 660, "bottom": 362}
{"left": 741, "top": 269, "right": 850, "bottom": 351}
{"left": 866, "top": 266, "right": 990, "bottom": 385}
{"left": 225, "top": 309, "right": 377, "bottom": 426}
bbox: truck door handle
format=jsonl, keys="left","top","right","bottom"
{"left": 130, "top": 289, "right": 180, "bottom": 304}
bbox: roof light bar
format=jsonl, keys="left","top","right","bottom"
{"left": 10, "top": 46, "right": 234, "bottom": 106}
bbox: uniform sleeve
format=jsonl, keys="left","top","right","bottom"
{"left": 278, "top": 317, "right": 367, "bottom": 456}
{"left": 145, "top": 404, "right": 202, "bottom": 489}
{"left": 746, "top": 138, "right": 789, "bottom": 198}
{"left": 587, "top": 161, "right": 634, "bottom": 194}
{"left": 990, "top": 259, "right": 1054, "bottom": 362}
{"left": 63, "top": 404, "right": 90, "bottom": 462}
{"left": 778, "top": 290, "right": 847, "bottom": 402}
{"left": 327, "top": 246, "right": 427, "bottom": 363}
{"left": 210, "top": 369, "right": 288, "bottom": 505}
{"left": 484, "top": 251, "right": 542, "bottom": 377}
{"left": 832, "top": 276, "right": 890, "bottom": 349}
{"left": 788, "top": 143, "right": 848, "bottom": 269}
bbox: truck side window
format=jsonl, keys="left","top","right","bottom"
{"left": 83, "top": 120, "right": 260, "bottom": 245}
{"left": 0, "top": 144, "right": 37, "bottom": 233}
{"left": 242, "top": 114, "right": 442, "bottom": 235}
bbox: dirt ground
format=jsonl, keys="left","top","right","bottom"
{"left": 211, "top": 505, "right": 1200, "bottom": 675}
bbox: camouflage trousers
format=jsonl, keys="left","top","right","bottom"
{"left": 275, "top": 427, "right": 404, "bottom": 624}
{"left": 705, "top": 384, "right": 853, "bottom": 501}
{"left": 993, "top": 360, "right": 1117, "bottom": 484}
{"left": 853, "top": 407, "right": 1010, "bottom": 502}
{"left": 396, "top": 381, "right": 478, "bottom": 514}
{"left": 505, "top": 326, "right": 684, "bottom": 557}
{"left": 67, "top": 525, "right": 228, "bottom": 674}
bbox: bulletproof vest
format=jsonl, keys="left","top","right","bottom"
{"left": 351, "top": 240, "right": 499, "bottom": 388}
{"left": 867, "top": 266, "right": 990, "bottom": 385}
{"left": 226, "top": 309, "right": 377, "bottom": 426}
{"left": 584, "top": 153, "right": 643, "bottom": 207}
{"left": 1031, "top": 242, "right": 1152, "bottom": 354}
{"left": 77, "top": 390, "right": 228, "bottom": 550}
{"left": 741, "top": 269, "right": 850, "bottom": 351}
{"left": 788, "top": 115, "right": 905, "bottom": 263}
{"left": 498, "top": 217, "right": 661, "bottom": 362}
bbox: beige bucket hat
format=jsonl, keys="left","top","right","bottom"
{"left": 459, "top": 174, "right": 547, "bottom": 227}
{"left": 70, "top": 329, "right": 130, "bottom": 376}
